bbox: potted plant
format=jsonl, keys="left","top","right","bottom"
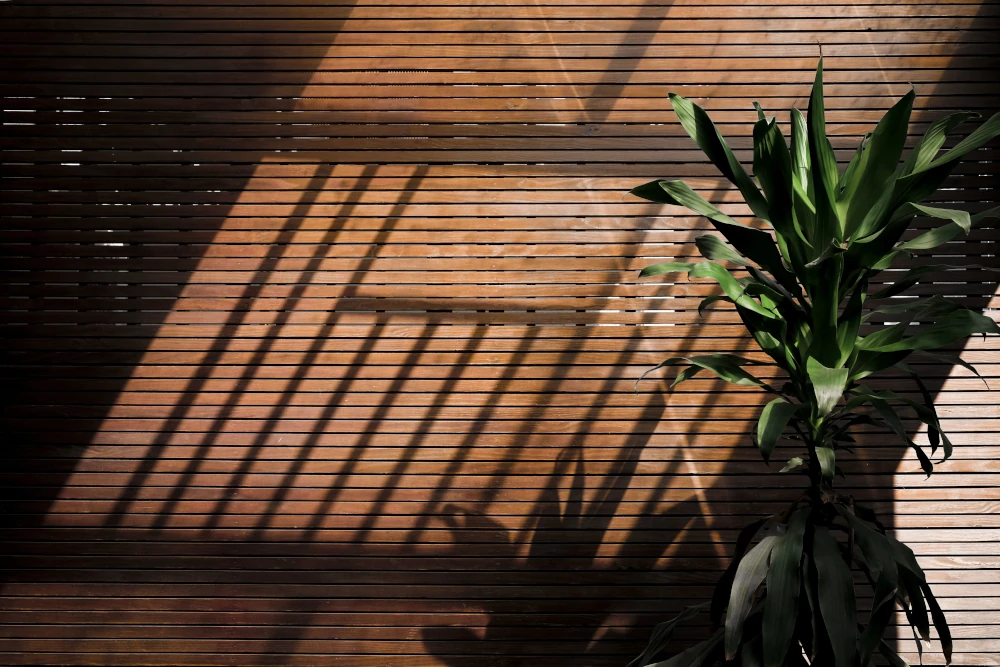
{"left": 628, "top": 60, "right": 1000, "bottom": 667}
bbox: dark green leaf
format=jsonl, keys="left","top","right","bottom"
{"left": 711, "top": 518, "right": 771, "bottom": 625}
{"left": 812, "top": 525, "right": 857, "bottom": 667}
{"left": 726, "top": 535, "right": 778, "bottom": 659}
{"left": 628, "top": 603, "right": 710, "bottom": 667}
{"left": 763, "top": 508, "right": 809, "bottom": 667}
{"left": 859, "top": 572, "right": 898, "bottom": 666}
{"left": 756, "top": 398, "right": 800, "bottom": 462}
{"left": 918, "top": 579, "right": 953, "bottom": 665}
{"left": 646, "top": 630, "right": 724, "bottom": 667}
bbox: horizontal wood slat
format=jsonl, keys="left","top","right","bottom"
{"left": 2, "top": 1, "right": 998, "bottom": 665}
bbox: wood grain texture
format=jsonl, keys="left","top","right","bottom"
{"left": 1, "top": 1, "right": 998, "bottom": 665}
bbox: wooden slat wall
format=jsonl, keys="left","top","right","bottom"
{"left": 1, "top": 1, "right": 998, "bottom": 665}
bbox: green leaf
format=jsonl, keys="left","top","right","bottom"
{"left": 779, "top": 457, "right": 804, "bottom": 473}
{"left": 870, "top": 396, "right": 933, "bottom": 476}
{"left": 630, "top": 179, "right": 740, "bottom": 226}
{"left": 637, "top": 354, "right": 769, "bottom": 391}
{"left": 628, "top": 603, "right": 710, "bottom": 667}
{"left": 763, "top": 509, "right": 809, "bottom": 667}
{"left": 688, "top": 261, "right": 781, "bottom": 319}
{"left": 900, "top": 111, "right": 979, "bottom": 176}
{"left": 632, "top": 181, "right": 795, "bottom": 291}
{"left": 896, "top": 205, "right": 1000, "bottom": 252}
{"left": 668, "top": 93, "right": 770, "bottom": 221}
{"left": 711, "top": 518, "right": 771, "bottom": 625}
{"left": 805, "top": 251, "right": 845, "bottom": 367}
{"left": 812, "top": 525, "right": 857, "bottom": 667}
{"left": 725, "top": 535, "right": 778, "bottom": 659}
{"left": 814, "top": 446, "right": 836, "bottom": 483}
{"left": 695, "top": 234, "right": 746, "bottom": 265}
{"left": 836, "top": 280, "right": 866, "bottom": 367}
{"left": 756, "top": 398, "right": 800, "bottom": 462}
{"left": 646, "top": 630, "right": 724, "bottom": 667}
{"left": 806, "top": 356, "right": 849, "bottom": 417}
{"left": 639, "top": 261, "right": 694, "bottom": 278}
{"left": 752, "top": 111, "right": 803, "bottom": 269}
{"left": 806, "top": 59, "right": 843, "bottom": 243}
{"left": 860, "top": 572, "right": 898, "bottom": 666}
{"left": 869, "top": 263, "right": 1000, "bottom": 300}
{"left": 790, "top": 108, "right": 810, "bottom": 195}
{"left": 858, "top": 309, "right": 1000, "bottom": 353}
{"left": 920, "top": 111, "right": 1000, "bottom": 173}
{"left": 841, "top": 88, "right": 915, "bottom": 239}
{"left": 890, "top": 112, "right": 1000, "bottom": 211}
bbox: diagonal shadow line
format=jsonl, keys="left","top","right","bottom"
{"left": 224, "top": 165, "right": 432, "bottom": 538}
{"left": 187, "top": 163, "right": 405, "bottom": 534}
{"left": 101, "top": 161, "right": 337, "bottom": 529}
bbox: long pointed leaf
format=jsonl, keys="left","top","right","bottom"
{"left": 812, "top": 525, "right": 857, "bottom": 667}
{"left": 725, "top": 535, "right": 778, "bottom": 659}
{"left": 668, "top": 93, "right": 770, "bottom": 220}
{"left": 712, "top": 518, "right": 771, "bottom": 625}
{"left": 763, "top": 508, "right": 809, "bottom": 667}
{"left": 806, "top": 59, "right": 843, "bottom": 243}
{"left": 900, "top": 111, "right": 979, "bottom": 176}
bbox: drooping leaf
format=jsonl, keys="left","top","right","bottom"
{"left": 725, "top": 535, "right": 778, "bottom": 659}
{"left": 869, "top": 396, "right": 933, "bottom": 476}
{"left": 711, "top": 518, "right": 771, "bottom": 626}
{"left": 896, "top": 205, "right": 1000, "bottom": 252}
{"left": 646, "top": 630, "right": 724, "bottom": 667}
{"left": 763, "top": 509, "right": 809, "bottom": 667}
{"left": 780, "top": 457, "right": 804, "bottom": 473}
{"left": 628, "top": 603, "right": 710, "bottom": 667}
{"left": 899, "top": 567, "right": 931, "bottom": 648}
{"left": 806, "top": 356, "right": 849, "bottom": 417}
{"left": 636, "top": 354, "right": 769, "bottom": 391}
{"left": 668, "top": 93, "right": 770, "bottom": 221}
{"left": 811, "top": 525, "right": 857, "bottom": 667}
{"left": 859, "top": 571, "right": 898, "bottom": 666}
{"left": 918, "top": 579, "right": 953, "bottom": 665}
{"left": 756, "top": 398, "right": 800, "bottom": 462}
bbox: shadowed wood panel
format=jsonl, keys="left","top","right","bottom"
{"left": 1, "top": 1, "right": 998, "bottom": 665}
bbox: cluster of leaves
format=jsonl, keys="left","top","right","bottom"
{"left": 628, "top": 60, "right": 1000, "bottom": 667}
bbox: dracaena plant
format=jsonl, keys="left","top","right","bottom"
{"left": 628, "top": 60, "right": 1000, "bottom": 667}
